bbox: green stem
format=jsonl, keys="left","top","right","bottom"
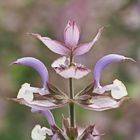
{"left": 69, "top": 52, "right": 75, "bottom": 128}
{"left": 69, "top": 78, "right": 75, "bottom": 127}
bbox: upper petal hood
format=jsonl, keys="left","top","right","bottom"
{"left": 93, "top": 54, "right": 134, "bottom": 87}
{"left": 12, "top": 57, "right": 49, "bottom": 89}
{"left": 64, "top": 20, "right": 80, "bottom": 48}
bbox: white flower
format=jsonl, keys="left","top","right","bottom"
{"left": 93, "top": 79, "right": 128, "bottom": 100}
{"left": 31, "top": 125, "right": 50, "bottom": 140}
{"left": 17, "top": 83, "right": 49, "bottom": 102}
{"left": 111, "top": 79, "right": 128, "bottom": 99}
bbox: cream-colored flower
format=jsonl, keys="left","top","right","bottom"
{"left": 17, "top": 83, "right": 49, "bottom": 102}
{"left": 31, "top": 125, "right": 49, "bottom": 140}
{"left": 111, "top": 79, "right": 128, "bottom": 99}
{"left": 93, "top": 79, "right": 128, "bottom": 100}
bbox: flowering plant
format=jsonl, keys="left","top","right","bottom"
{"left": 10, "top": 20, "right": 134, "bottom": 140}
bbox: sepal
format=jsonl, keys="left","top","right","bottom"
{"left": 10, "top": 83, "right": 69, "bottom": 111}
{"left": 62, "top": 116, "right": 78, "bottom": 140}
{"left": 77, "top": 125, "right": 101, "bottom": 140}
{"left": 74, "top": 84, "right": 130, "bottom": 111}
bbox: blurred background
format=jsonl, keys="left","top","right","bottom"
{"left": 0, "top": 0, "right": 140, "bottom": 139}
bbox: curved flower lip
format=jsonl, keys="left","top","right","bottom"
{"left": 93, "top": 54, "right": 135, "bottom": 87}
{"left": 29, "top": 21, "right": 104, "bottom": 57}
{"left": 51, "top": 56, "right": 90, "bottom": 79}
{"left": 31, "top": 109, "right": 56, "bottom": 126}
{"left": 11, "top": 57, "right": 49, "bottom": 89}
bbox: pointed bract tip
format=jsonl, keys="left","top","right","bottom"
{"left": 125, "top": 57, "right": 136, "bottom": 62}
{"left": 26, "top": 32, "right": 41, "bottom": 38}
{"left": 9, "top": 61, "right": 18, "bottom": 66}
{"left": 7, "top": 98, "right": 21, "bottom": 103}
{"left": 68, "top": 20, "right": 75, "bottom": 25}
{"left": 99, "top": 26, "right": 105, "bottom": 32}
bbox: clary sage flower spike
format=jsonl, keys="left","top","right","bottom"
{"left": 10, "top": 20, "right": 135, "bottom": 140}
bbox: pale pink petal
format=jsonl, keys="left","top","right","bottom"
{"left": 74, "top": 27, "right": 104, "bottom": 56}
{"left": 51, "top": 57, "right": 90, "bottom": 79}
{"left": 11, "top": 98, "right": 67, "bottom": 110}
{"left": 64, "top": 20, "right": 80, "bottom": 48}
{"left": 78, "top": 96, "right": 128, "bottom": 111}
{"left": 54, "top": 65, "right": 90, "bottom": 79}
{"left": 92, "top": 127, "right": 100, "bottom": 140}
{"left": 51, "top": 56, "right": 70, "bottom": 68}
{"left": 29, "top": 33, "right": 70, "bottom": 55}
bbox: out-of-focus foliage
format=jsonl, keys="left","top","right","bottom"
{"left": 0, "top": 0, "right": 140, "bottom": 140}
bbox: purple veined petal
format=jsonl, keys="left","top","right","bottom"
{"left": 64, "top": 20, "right": 80, "bottom": 48}
{"left": 31, "top": 109, "right": 56, "bottom": 126}
{"left": 93, "top": 54, "right": 134, "bottom": 87}
{"left": 51, "top": 56, "right": 90, "bottom": 79}
{"left": 29, "top": 33, "right": 70, "bottom": 55}
{"left": 76, "top": 95, "right": 129, "bottom": 111}
{"left": 88, "top": 96, "right": 127, "bottom": 111}
{"left": 12, "top": 57, "right": 48, "bottom": 89}
{"left": 74, "top": 27, "right": 104, "bottom": 56}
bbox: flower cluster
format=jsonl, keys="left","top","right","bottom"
{"left": 11, "top": 20, "right": 134, "bottom": 140}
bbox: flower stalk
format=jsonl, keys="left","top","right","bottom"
{"left": 69, "top": 52, "right": 75, "bottom": 128}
